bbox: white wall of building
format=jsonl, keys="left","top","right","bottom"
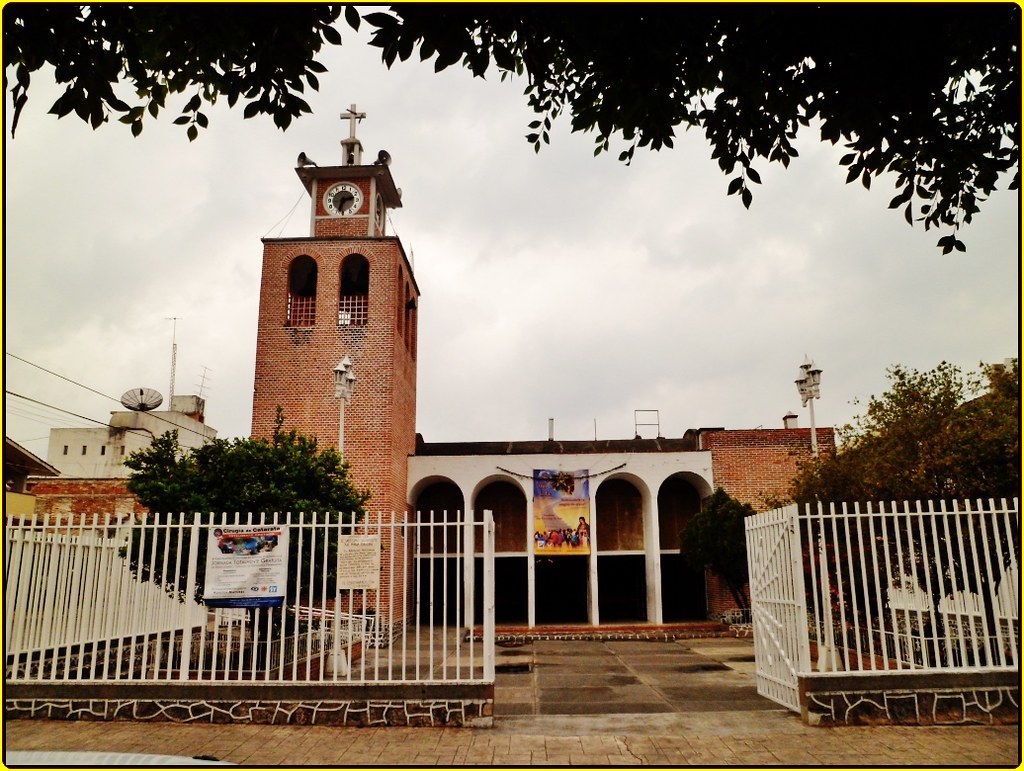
{"left": 407, "top": 449, "right": 715, "bottom": 627}
{"left": 47, "top": 401, "right": 217, "bottom": 478}
{"left": 408, "top": 450, "right": 714, "bottom": 510}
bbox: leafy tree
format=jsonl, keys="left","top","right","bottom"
{"left": 679, "top": 487, "right": 756, "bottom": 609}
{"left": 790, "top": 361, "right": 1019, "bottom": 666}
{"left": 790, "top": 360, "right": 1020, "bottom": 504}
{"left": 4, "top": 5, "right": 1018, "bottom": 252}
{"left": 122, "top": 409, "right": 370, "bottom": 607}
{"left": 3, "top": 4, "right": 349, "bottom": 139}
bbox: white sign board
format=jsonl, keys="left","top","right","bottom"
{"left": 336, "top": 534, "right": 381, "bottom": 590}
{"left": 203, "top": 525, "right": 289, "bottom": 608}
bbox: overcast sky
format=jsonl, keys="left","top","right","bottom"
{"left": 4, "top": 20, "right": 1020, "bottom": 461}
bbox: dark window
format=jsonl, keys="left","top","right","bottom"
{"left": 338, "top": 254, "right": 369, "bottom": 326}
{"left": 287, "top": 255, "right": 318, "bottom": 326}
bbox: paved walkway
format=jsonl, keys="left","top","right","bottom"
{"left": 4, "top": 637, "right": 1019, "bottom": 766}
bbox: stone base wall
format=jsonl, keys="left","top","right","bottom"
{"left": 5, "top": 683, "right": 493, "bottom": 728}
{"left": 800, "top": 670, "right": 1019, "bottom": 726}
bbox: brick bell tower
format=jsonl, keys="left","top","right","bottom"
{"left": 251, "top": 105, "right": 419, "bottom": 515}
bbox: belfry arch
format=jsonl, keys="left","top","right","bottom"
{"left": 286, "top": 255, "right": 317, "bottom": 327}
{"left": 338, "top": 253, "right": 369, "bottom": 326}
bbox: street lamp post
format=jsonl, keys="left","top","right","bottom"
{"left": 327, "top": 355, "right": 357, "bottom": 677}
{"left": 795, "top": 356, "right": 823, "bottom": 458}
{"left": 333, "top": 356, "right": 356, "bottom": 455}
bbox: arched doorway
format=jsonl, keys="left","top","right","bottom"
{"left": 473, "top": 481, "right": 528, "bottom": 624}
{"left": 413, "top": 480, "right": 464, "bottom": 624}
{"left": 595, "top": 478, "right": 646, "bottom": 622}
{"left": 658, "top": 475, "right": 706, "bottom": 620}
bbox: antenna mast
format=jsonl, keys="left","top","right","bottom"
{"left": 196, "top": 365, "right": 212, "bottom": 400}
{"left": 166, "top": 317, "right": 179, "bottom": 408}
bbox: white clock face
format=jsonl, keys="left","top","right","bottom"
{"left": 323, "top": 182, "right": 363, "bottom": 216}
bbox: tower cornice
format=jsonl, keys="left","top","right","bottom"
{"left": 296, "top": 164, "right": 403, "bottom": 208}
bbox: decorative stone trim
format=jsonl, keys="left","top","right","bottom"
{"left": 800, "top": 671, "right": 1019, "bottom": 726}
{"left": 4, "top": 683, "right": 494, "bottom": 728}
{"left": 5, "top": 697, "right": 492, "bottom": 727}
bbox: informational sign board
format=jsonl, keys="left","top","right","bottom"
{"left": 533, "top": 469, "right": 591, "bottom": 555}
{"left": 203, "top": 525, "right": 289, "bottom": 608}
{"left": 337, "top": 534, "right": 381, "bottom": 590}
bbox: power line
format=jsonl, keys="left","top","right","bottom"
{"left": 5, "top": 391, "right": 154, "bottom": 439}
{"left": 6, "top": 351, "right": 118, "bottom": 402}
{"left": 4, "top": 352, "right": 213, "bottom": 440}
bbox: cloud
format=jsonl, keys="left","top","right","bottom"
{"left": 4, "top": 27, "right": 1018, "bottom": 463}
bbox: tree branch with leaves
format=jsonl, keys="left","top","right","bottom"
{"left": 122, "top": 409, "right": 370, "bottom": 605}
{"left": 5, "top": 4, "right": 1018, "bottom": 251}
{"left": 679, "top": 487, "right": 756, "bottom": 609}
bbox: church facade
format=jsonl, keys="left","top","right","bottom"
{"left": 250, "top": 111, "right": 833, "bottom": 627}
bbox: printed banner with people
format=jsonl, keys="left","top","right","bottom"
{"left": 204, "top": 525, "right": 289, "bottom": 608}
{"left": 533, "top": 469, "right": 591, "bottom": 555}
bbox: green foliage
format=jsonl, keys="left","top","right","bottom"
{"left": 121, "top": 411, "right": 370, "bottom": 603}
{"left": 3, "top": 4, "right": 346, "bottom": 139}
{"left": 678, "top": 488, "right": 756, "bottom": 608}
{"left": 5, "top": 5, "right": 1017, "bottom": 251}
{"left": 790, "top": 360, "right": 1020, "bottom": 504}
{"left": 124, "top": 422, "right": 370, "bottom": 517}
{"left": 365, "top": 5, "right": 1019, "bottom": 252}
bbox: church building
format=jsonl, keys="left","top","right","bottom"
{"left": 250, "top": 109, "right": 833, "bottom": 628}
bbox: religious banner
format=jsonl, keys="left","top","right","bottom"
{"left": 204, "top": 525, "right": 289, "bottom": 608}
{"left": 336, "top": 534, "right": 381, "bottom": 591}
{"left": 533, "top": 469, "right": 591, "bottom": 555}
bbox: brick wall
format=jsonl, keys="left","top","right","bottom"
{"left": 701, "top": 427, "right": 836, "bottom": 617}
{"left": 251, "top": 236, "right": 418, "bottom": 516}
{"left": 28, "top": 478, "right": 147, "bottom": 525}
{"left": 703, "top": 428, "right": 835, "bottom": 510}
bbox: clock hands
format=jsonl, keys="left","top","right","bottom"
{"left": 333, "top": 190, "right": 355, "bottom": 212}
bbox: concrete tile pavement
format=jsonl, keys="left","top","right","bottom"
{"left": 4, "top": 637, "right": 1019, "bottom": 766}
{"left": 5, "top": 718, "right": 1018, "bottom": 766}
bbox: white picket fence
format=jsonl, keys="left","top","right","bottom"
{"left": 746, "top": 498, "right": 1019, "bottom": 711}
{"left": 4, "top": 511, "right": 495, "bottom": 685}
{"left": 4, "top": 521, "right": 207, "bottom": 679}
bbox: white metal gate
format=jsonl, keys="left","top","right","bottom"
{"left": 746, "top": 498, "right": 1019, "bottom": 713}
{"left": 744, "top": 505, "right": 809, "bottom": 712}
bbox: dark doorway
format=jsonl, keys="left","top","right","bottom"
{"left": 534, "top": 556, "right": 588, "bottom": 624}
{"left": 474, "top": 556, "right": 528, "bottom": 624}
{"left": 597, "top": 555, "right": 647, "bottom": 622}
{"left": 660, "top": 553, "right": 707, "bottom": 621}
{"left": 415, "top": 556, "right": 462, "bottom": 624}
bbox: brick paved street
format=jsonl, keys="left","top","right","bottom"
{"left": 5, "top": 637, "right": 1019, "bottom": 766}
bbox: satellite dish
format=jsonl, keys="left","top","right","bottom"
{"left": 373, "top": 149, "right": 392, "bottom": 166}
{"left": 120, "top": 387, "right": 164, "bottom": 411}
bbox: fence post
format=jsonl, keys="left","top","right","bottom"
{"left": 178, "top": 518, "right": 201, "bottom": 680}
{"left": 788, "top": 504, "right": 812, "bottom": 675}
{"left": 482, "top": 509, "right": 495, "bottom": 681}
{"left": 463, "top": 510, "right": 476, "bottom": 630}
{"left": 815, "top": 502, "right": 839, "bottom": 672}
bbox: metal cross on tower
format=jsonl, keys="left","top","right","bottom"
{"left": 341, "top": 103, "right": 366, "bottom": 165}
